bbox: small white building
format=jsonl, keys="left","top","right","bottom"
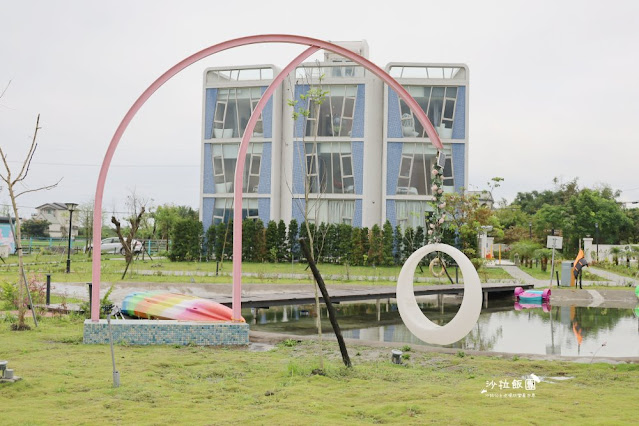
{"left": 33, "top": 203, "right": 79, "bottom": 238}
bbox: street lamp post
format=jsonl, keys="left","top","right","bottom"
{"left": 65, "top": 202, "right": 78, "bottom": 273}
{"left": 595, "top": 222, "right": 599, "bottom": 262}
{"left": 529, "top": 222, "right": 532, "bottom": 239}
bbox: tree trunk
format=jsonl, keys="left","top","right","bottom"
{"left": 541, "top": 257, "right": 548, "bottom": 272}
{"left": 8, "top": 185, "right": 27, "bottom": 328}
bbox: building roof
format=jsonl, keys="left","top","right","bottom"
{"left": 35, "top": 202, "right": 70, "bottom": 210}
{"left": 0, "top": 216, "right": 16, "bottom": 224}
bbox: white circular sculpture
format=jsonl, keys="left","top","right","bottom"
{"left": 397, "top": 243, "right": 482, "bottom": 345}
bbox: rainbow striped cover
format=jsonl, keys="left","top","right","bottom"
{"left": 121, "top": 291, "right": 244, "bottom": 322}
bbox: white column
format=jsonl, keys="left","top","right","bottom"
{"left": 582, "top": 238, "right": 593, "bottom": 263}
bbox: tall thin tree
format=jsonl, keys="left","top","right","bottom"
{"left": 0, "top": 113, "right": 60, "bottom": 329}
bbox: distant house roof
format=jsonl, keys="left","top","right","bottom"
{"left": 467, "top": 191, "right": 494, "bottom": 202}
{"left": 35, "top": 203, "right": 69, "bottom": 210}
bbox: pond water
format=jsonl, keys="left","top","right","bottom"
{"left": 242, "top": 298, "right": 639, "bottom": 358}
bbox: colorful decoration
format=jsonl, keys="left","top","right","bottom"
{"left": 514, "top": 287, "right": 551, "bottom": 304}
{"left": 121, "top": 291, "right": 243, "bottom": 322}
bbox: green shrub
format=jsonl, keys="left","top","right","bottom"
{"left": 168, "top": 218, "right": 203, "bottom": 261}
{"left": 0, "top": 281, "right": 18, "bottom": 309}
{"left": 470, "top": 258, "right": 484, "bottom": 271}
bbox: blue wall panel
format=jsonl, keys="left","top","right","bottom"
{"left": 452, "top": 86, "right": 466, "bottom": 140}
{"left": 386, "top": 142, "right": 403, "bottom": 195}
{"left": 452, "top": 143, "right": 465, "bottom": 192}
{"left": 203, "top": 144, "right": 214, "bottom": 194}
{"left": 351, "top": 84, "right": 366, "bottom": 138}
{"left": 204, "top": 89, "right": 217, "bottom": 140}
{"left": 260, "top": 86, "right": 273, "bottom": 139}
{"left": 354, "top": 199, "right": 362, "bottom": 228}
{"left": 292, "top": 141, "right": 305, "bottom": 194}
{"left": 202, "top": 198, "right": 214, "bottom": 233}
{"left": 292, "top": 198, "right": 306, "bottom": 224}
{"left": 258, "top": 142, "right": 272, "bottom": 194}
{"left": 258, "top": 198, "right": 270, "bottom": 224}
{"left": 352, "top": 141, "right": 364, "bottom": 195}
{"left": 387, "top": 88, "right": 403, "bottom": 139}
{"left": 386, "top": 199, "right": 396, "bottom": 227}
{"left": 293, "top": 85, "right": 309, "bottom": 139}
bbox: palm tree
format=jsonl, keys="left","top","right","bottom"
{"left": 609, "top": 246, "right": 621, "bottom": 266}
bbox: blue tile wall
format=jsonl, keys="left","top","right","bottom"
{"left": 386, "top": 199, "right": 397, "bottom": 227}
{"left": 260, "top": 86, "right": 273, "bottom": 139}
{"left": 202, "top": 198, "right": 214, "bottom": 233}
{"left": 387, "top": 88, "right": 403, "bottom": 139}
{"left": 293, "top": 85, "right": 309, "bottom": 139}
{"left": 203, "top": 144, "right": 214, "bottom": 194}
{"left": 351, "top": 84, "right": 366, "bottom": 138}
{"left": 386, "top": 142, "right": 403, "bottom": 195}
{"left": 354, "top": 199, "right": 362, "bottom": 227}
{"left": 258, "top": 142, "right": 272, "bottom": 194}
{"left": 352, "top": 141, "right": 364, "bottom": 195}
{"left": 292, "top": 198, "right": 306, "bottom": 224}
{"left": 204, "top": 89, "right": 218, "bottom": 140}
{"left": 452, "top": 86, "right": 466, "bottom": 140}
{"left": 83, "top": 320, "right": 249, "bottom": 346}
{"left": 258, "top": 198, "right": 270, "bottom": 223}
{"left": 292, "top": 141, "right": 305, "bottom": 194}
{"left": 452, "top": 143, "right": 465, "bottom": 192}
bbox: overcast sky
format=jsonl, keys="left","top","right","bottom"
{"left": 1, "top": 0, "right": 638, "bottom": 218}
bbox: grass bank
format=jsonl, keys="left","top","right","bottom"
{"left": 0, "top": 317, "right": 638, "bottom": 424}
{"left": 0, "top": 254, "right": 512, "bottom": 286}
{"left": 591, "top": 261, "right": 639, "bottom": 279}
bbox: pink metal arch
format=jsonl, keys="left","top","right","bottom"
{"left": 91, "top": 34, "right": 443, "bottom": 321}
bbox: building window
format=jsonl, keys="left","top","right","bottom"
{"left": 213, "top": 198, "right": 259, "bottom": 225}
{"left": 395, "top": 200, "right": 433, "bottom": 230}
{"left": 304, "top": 142, "right": 354, "bottom": 194}
{"left": 398, "top": 86, "right": 458, "bottom": 139}
{"left": 212, "top": 143, "right": 262, "bottom": 193}
{"left": 212, "top": 87, "right": 264, "bottom": 139}
{"left": 393, "top": 144, "right": 454, "bottom": 195}
{"left": 303, "top": 85, "right": 357, "bottom": 138}
{"left": 305, "top": 199, "right": 355, "bottom": 225}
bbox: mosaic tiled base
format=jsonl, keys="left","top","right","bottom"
{"left": 83, "top": 320, "right": 249, "bottom": 345}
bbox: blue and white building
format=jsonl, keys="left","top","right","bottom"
{"left": 200, "top": 42, "right": 468, "bottom": 232}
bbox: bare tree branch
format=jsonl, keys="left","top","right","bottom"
{"left": 15, "top": 114, "right": 41, "bottom": 183}
{"left": 14, "top": 178, "right": 62, "bottom": 198}
{"left": 0, "top": 148, "right": 11, "bottom": 185}
{"left": 0, "top": 80, "right": 10, "bottom": 99}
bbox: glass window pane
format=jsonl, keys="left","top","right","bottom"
{"left": 251, "top": 156, "right": 261, "bottom": 174}
{"left": 214, "top": 103, "right": 225, "bottom": 122}
{"left": 342, "top": 156, "right": 352, "bottom": 176}
{"left": 443, "top": 158, "right": 453, "bottom": 178}
{"left": 446, "top": 87, "right": 457, "bottom": 98}
{"left": 443, "top": 99, "right": 455, "bottom": 120}
{"left": 399, "top": 157, "right": 412, "bottom": 177}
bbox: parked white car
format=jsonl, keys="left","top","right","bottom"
{"left": 91, "top": 237, "right": 143, "bottom": 255}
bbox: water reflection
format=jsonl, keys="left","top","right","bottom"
{"left": 242, "top": 299, "right": 639, "bottom": 358}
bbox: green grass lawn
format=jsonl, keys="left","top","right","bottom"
{"left": 0, "top": 254, "right": 513, "bottom": 286}
{"left": 0, "top": 316, "right": 637, "bottom": 424}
